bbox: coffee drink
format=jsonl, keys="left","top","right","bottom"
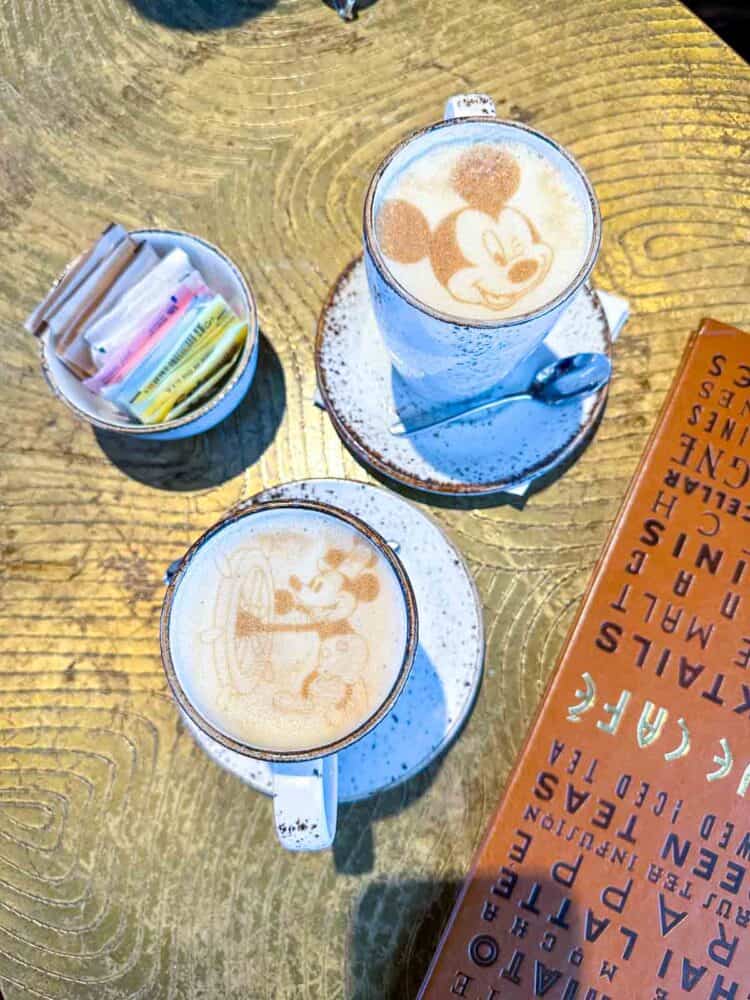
{"left": 168, "top": 505, "right": 410, "bottom": 753}
{"left": 375, "top": 139, "right": 589, "bottom": 321}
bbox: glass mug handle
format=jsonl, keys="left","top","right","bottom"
{"left": 443, "top": 93, "right": 496, "bottom": 120}
{"left": 271, "top": 756, "right": 338, "bottom": 851}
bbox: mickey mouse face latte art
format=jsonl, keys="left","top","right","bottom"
{"left": 375, "top": 141, "right": 588, "bottom": 321}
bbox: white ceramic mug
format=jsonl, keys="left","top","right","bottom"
{"left": 160, "top": 498, "right": 418, "bottom": 851}
{"left": 363, "top": 93, "right": 602, "bottom": 404}
{"left": 37, "top": 229, "right": 259, "bottom": 440}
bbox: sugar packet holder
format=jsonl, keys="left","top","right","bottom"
{"left": 31, "top": 228, "right": 260, "bottom": 441}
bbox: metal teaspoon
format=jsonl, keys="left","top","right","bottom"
{"left": 389, "top": 352, "right": 612, "bottom": 437}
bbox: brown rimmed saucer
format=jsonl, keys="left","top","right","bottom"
{"left": 315, "top": 255, "right": 613, "bottom": 498}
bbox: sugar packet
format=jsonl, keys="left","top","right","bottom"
{"left": 83, "top": 271, "right": 209, "bottom": 394}
{"left": 111, "top": 295, "right": 230, "bottom": 413}
{"left": 61, "top": 242, "right": 161, "bottom": 377}
{"left": 133, "top": 318, "right": 247, "bottom": 423}
{"left": 25, "top": 223, "right": 129, "bottom": 336}
{"left": 51, "top": 236, "right": 139, "bottom": 356}
{"left": 84, "top": 248, "right": 192, "bottom": 365}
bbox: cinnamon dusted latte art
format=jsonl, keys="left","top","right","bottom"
{"left": 168, "top": 506, "right": 410, "bottom": 753}
{"left": 375, "top": 139, "right": 589, "bottom": 321}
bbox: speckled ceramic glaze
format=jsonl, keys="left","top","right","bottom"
{"left": 182, "top": 478, "right": 485, "bottom": 802}
{"left": 316, "top": 255, "right": 612, "bottom": 497}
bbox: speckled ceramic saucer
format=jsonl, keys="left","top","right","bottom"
{"left": 315, "top": 255, "right": 614, "bottom": 498}
{"left": 183, "top": 478, "right": 484, "bottom": 802}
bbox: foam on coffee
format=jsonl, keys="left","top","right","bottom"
{"left": 169, "top": 506, "right": 409, "bottom": 753}
{"left": 375, "top": 139, "right": 589, "bottom": 321}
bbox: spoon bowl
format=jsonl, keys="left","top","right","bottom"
{"left": 533, "top": 352, "right": 613, "bottom": 404}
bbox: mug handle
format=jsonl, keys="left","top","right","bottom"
{"left": 271, "top": 756, "right": 338, "bottom": 851}
{"left": 443, "top": 93, "right": 496, "bottom": 120}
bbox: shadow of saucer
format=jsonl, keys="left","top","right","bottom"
{"left": 94, "top": 331, "right": 285, "bottom": 491}
{"left": 333, "top": 757, "right": 444, "bottom": 876}
{"left": 363, "top": 464, "right": 529, "bottom": 510}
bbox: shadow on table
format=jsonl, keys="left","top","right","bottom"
{"left": 332, "top": 646, "right": 457, "bottom": 876}
{"left": 128, "top": 0, "right": 378, "bottom": 30}
{"left": 94, "top": 331, "right": 285, "bottom": 490}
{"left": 127, "top": 0, "right": 277, "bottom": 29}
{"left": 347, "top": 873, "right": 587, "bottom": 999}
{"left": 333, "top": 757, "right": 442, "bottom": 877}
{"left": 348, "top": 876, "right": 461, "bottom": 999}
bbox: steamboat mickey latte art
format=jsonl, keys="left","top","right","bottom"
{"left": 375, "top": 141, "right": 588, "bottom": 321}
{"left": 168, "top": 505, "right": 411, "bottom": 754}
{"left": 229, "top": 533, "right": 380, "bottom": 723}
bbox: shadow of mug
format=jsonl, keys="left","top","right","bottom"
{"left": 372, "top": 386, "right": 609, "bottom": 513}
{"left": 331, "top": 647, "right": 451, "bottom": 875}
{"left": 388, "top": 336, "right": 609, "bottom": 511}
{"left": 127, "top": 0, "right": 380, "bottom": 30}
{"left": 126, "top": 0, "right": 279, "bottom": 30}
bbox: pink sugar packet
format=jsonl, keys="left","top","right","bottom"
{"left": 83, "top": 272, "right": 208, "bottom": 395}
{"left": 84, "top": 247, "right": 192, "bottom": 364}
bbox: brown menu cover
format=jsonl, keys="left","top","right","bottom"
{"left": 420, "top": 319, "right": 750, "bottom": 1000}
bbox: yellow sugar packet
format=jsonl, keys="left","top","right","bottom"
{"left": 138, "top": 327, "right": 246, "bottom": 424}
{"left": 145, "top": 315, "right": 243, "bottom": 406}
{"left": 156, "top": 307, "right": 230, "bottom": 371}
{"left": 157, "top": 347, "right": 243, "bottom": 421}
{"left": 126, "top": 297, "right": 231, "bottom": 408}
{"left": 136, "top": 320, "right": 247, "bottom": 424}
{"left": 136, "top": 312, "right": 237, "bottom": 414}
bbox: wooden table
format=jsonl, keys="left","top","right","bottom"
{"left": 0, "top": 1, "right": 748, "bottom": 996}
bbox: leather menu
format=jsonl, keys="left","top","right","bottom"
{"left": 420, "top": 320, "right": 750, "bottom": 999}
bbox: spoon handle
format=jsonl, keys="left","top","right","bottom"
{"left": 390, "top": 391, "right": 531, "bottom": 437}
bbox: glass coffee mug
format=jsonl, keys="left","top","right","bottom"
{"left": 160, "top": 498, "right": 418, "bottom": 851}
{"left": 363, "top": 93, "right": 602, "bottom": 404}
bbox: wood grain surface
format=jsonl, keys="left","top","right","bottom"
{"left": 0, "top": 0, "right": 748, "bottom": 996}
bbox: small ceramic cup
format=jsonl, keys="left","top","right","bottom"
{"left": 160, "top": 497, "right": 418, "bottom": 851}
{"left": 363, "top": 93, "right": 602, "bottom": 404}
{"left": 37, "top": 229, "right": 259, "bottom": 441}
